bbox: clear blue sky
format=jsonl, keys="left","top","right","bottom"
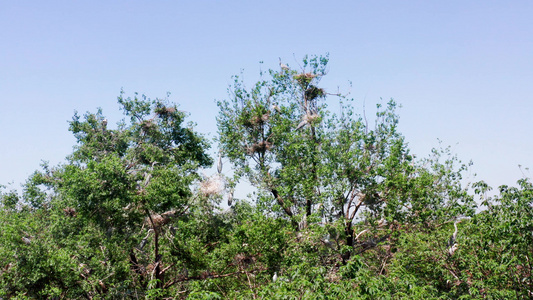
{"left": 1, "top": 1, "right": 532, "bottom": 194}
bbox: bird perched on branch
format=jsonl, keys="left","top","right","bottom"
{"left": 295, "top": 119, "right": 308, "bottom": 131}
{"left": 227, "top": 188, "right": 234, "bottom": 206}
{"left": 447, "top": 218, "right": 465, "bottom": 256}
{"left": 217, "top": 151, "right": 223, "bottom": 174}
{"left": 279, "top": 57, "right": 289, "bottom": 71}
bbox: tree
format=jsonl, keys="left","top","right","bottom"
{"left": 458, "top": 178, "right": 533, "bottom": 298}
{"left": 217, "top": 55, "right": 474, "bottom": 261}
{"left": 0, "top": 92, "right": 212, "bottom": 297}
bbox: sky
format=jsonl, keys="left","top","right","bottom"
{"left": 1, "top": 1, "right": 532, "bottom": 196}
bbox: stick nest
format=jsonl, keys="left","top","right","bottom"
{"left": 246, "top": 141, "right": 272, "bottom": 155}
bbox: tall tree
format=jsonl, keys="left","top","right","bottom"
{"left": 5, "top": 92, "right": 213, "bottom": 297}
{"left": 217, "top": 55, "right": 474, "bottom": 257}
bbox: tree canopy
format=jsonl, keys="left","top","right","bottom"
{"left": 0, "top": 56, "right": 531, "bottom": 299}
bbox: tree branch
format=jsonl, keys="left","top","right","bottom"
{"left": 163, "top": 267, "right": 267, "bottom": 289}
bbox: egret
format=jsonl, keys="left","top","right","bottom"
{"left": 377, "top": 218, "right": 387, "bottom": 227}
{"left": 447, "top": 219, "right": 459, "bottom": 249}
{"left": 139, "top": 238, "right": 148, "bottom": 250}
{"left": 322, "top": 234, "right": 335, "bottom": 249}
{"left": 295, "top": 119, "right": 307, "bottom": 130}
{"left": 139, "top": 229, "right": 153, "bottom": 250}
{"left": 143, "top": 173, "right": 152, "bottom": 187}
{"left": 217, "top": 151, "right": 223, "bottom": 174}
{"left": 227, "top": 188, "right": 234, "bottom": 206}
{"left": 447, "top": 218, "right": 465, "bottom": 256}
{"left": 448, "top": 243, "right": 458, "bottom": 256}
{"left": 279, "top": 57, "right": 289, "bottom": 71}
{"left": 143, "top": 161, "right": 157, "bottom": 187}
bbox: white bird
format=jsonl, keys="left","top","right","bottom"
{"left": 227, "top": 188, "right": 234, "bottom": 206}
{"left": 295, "top": 119, "right": 308, "bottom": 130}
{"left": 272, "top": 272, "right": 278, "bottom": 282}
{"left": 447, "top": 219, "right": 460, "bottom": 248}
{"left": 322, "top": 234, "right": 335, "bottom": 249}
{"left": 448, "top": 243, "right": 458, "bottom": 256}
{"left": 143, "top": 173, "right": 152, "bottom": 187}
{"left": 279, "top": 57, "right": 289, "bottom": 71}
{"left": 217, "top": 151, "right": 223, "bottom": 174}
{"left": 377, "top": 218, "right": 387, "bottom": 227}
{"left": 447, "top": 218, "right": 463, "bottom": 256}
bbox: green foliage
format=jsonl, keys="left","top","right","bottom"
{"left": 0, "top": 188, "right": 19, "bottom": 210}
{"left": 0, "top": 93, "right": 213, "bottom": 298}
{"left": 217, "top": 55, "right": 474, "bottom": 266}
{"left": 0, "top": 57, "right": 529, "bottom": 299}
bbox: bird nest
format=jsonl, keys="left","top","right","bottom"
{"left": 304, "top": 113, "right": 320, "bottom": 123}
{"left": 251, "top": 113, "right": 270, "bottom": 124}
{"left": 234, "top": 253, "right": 257, "bottom": 269}
{"left": 242, "top": 113, "right": 270, "bottom": 128}
{"left": 63, "top": 207, "right": 77, "bottom": 217}
{"left": 294, "top": 72, "right": 317, "bottom": 86}
{"left": 305, "top": 85, "right": 325, "bottom": 100}
{"left": 140, "top": 120, "right": 156, "bottom": 132}
{"left": 246, "top": 141, "right": 272, "bottom": 155}
{"left": 199, "top": 174, "right": 225, "bottom": 197}
{"left": 145, "top": 210, "right": 176, "bottom": 228}
{"left": 155, "top": 106, "right": 176, "bottom": 117}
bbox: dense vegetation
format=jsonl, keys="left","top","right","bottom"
{"left": 1, "top": 56, "right": 531, "bottom": 299}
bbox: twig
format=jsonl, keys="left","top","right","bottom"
{"left": 160, "top": 263, "right": 175, "bottom": 275}
{"left": 355, "top": 229, "right": 369, "bottom": 241}
{"left": 245, "top": 272, "right": 257, "bottom": 299}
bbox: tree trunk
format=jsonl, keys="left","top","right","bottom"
{"left": 271, "top": 189, "right": 298, "bottom": 229}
